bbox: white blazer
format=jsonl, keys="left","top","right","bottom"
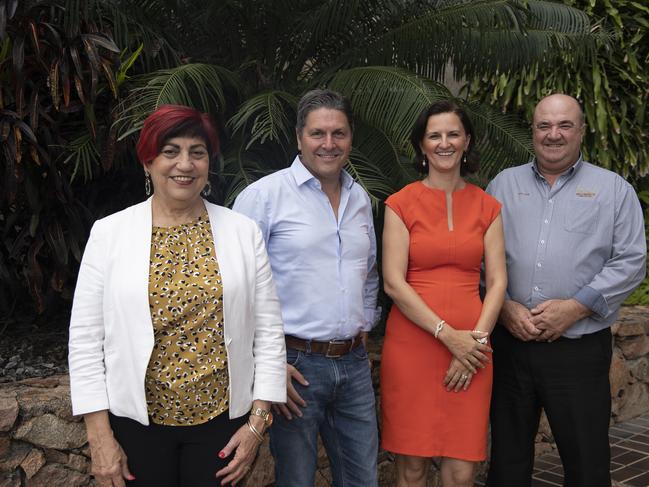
{"left": 68, "top": 198, "right": 286, "bottom": 425}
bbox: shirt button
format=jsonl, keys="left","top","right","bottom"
{"left": 544, "top": 219, "right": 549, "bottom": 224}
{"left": 540, "top": 240, "right": 545, "bottom": 244}
{"left": 537, "top": 262, "right": 542, "bottom": 268}
{"left": 534, "top": 286, "right": 540, "bottom": 291}
{"left": 549, "top": 199, "right": 553, "bottom": 204}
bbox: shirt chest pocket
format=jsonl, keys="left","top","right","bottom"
{"left": 564, "top": 199, "right": 599, "bottom": 235}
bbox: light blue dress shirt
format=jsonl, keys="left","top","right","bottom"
{"left": 233, "top": 156, "right": 380, "bottom": 341}
{"left": 487, "top": 157, "right": 646, "bottom": 338}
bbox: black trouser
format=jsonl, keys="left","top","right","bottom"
{"left": 109, "top": 412, "right": 246, "bottom": 487}
{"left": 486, "top": 325, "right": 612, "bottom": 487}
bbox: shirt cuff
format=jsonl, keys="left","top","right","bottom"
{"left": 362, "top": 307, "right": 381, "bottom": 331}
{"left": 572, "top": 286, "right": 608, "bottom": 319}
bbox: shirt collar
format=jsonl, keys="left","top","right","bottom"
{"left": 290, "top": 155, "right": 354, "bottom": 190}
{"left": 530, "top": 153, "right": 584, "bottom": 181}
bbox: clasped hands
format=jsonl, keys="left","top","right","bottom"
{"left": 439, "top": 326, "right": 491, "bottom": 392}
{"left": 499, "top": 298, "right": 589, "bottom": 342}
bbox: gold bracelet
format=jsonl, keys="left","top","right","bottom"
{"left": 247, "top": 419, "right": 264, "bottom": 442}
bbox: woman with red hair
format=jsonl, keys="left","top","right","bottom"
{"left": 68, "top": 105, "right": 286, "bottom": 486}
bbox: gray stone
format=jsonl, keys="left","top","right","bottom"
{"left": 615, "top": 383, "right": 649, "bottom": 422}
{"left": 14, "top": 414, "right": 87, "bottom": 450}
{"left": 628, "top": 357, "right": 649, "bottom": 382}
{"left": 20, "top": 448, "right": 46, "bottom": 479}
{"left": 67, "top": 453, "right": 89, "bottom": 473}
{"left": 0, "top": 441, "right": 31, "bottom": 472}
{"left": 26, "top": 463, "right": 89, "bottom": 487}
{"left": 610, "top": 349, "right": 632, "bottom": 396}
{"left": 618, "top": 335, "right": 649, "bottom": 360}
{"left": 17, "top": 386, "right": 74, "bottom": 421}
{"left": 0, "top": 395, "right": 18, "bottom": 432}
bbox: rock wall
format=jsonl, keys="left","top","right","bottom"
{"left": 1, "top": 306, "right": 648, "bottom": 486}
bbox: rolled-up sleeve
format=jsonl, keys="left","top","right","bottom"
{"left": 68, "top": 223, "right": 110, "bottom": 415}
{"left": 251, "top": 224, "right": 287, "bottom": 402}
{"left": 572, "top": 178, "right": 646, "bottom": 319}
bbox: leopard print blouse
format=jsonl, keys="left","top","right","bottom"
{"left": 145, "top": 213, "right": 229, "bottom": 425}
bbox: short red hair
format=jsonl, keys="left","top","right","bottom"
{"left": 136, "top": 105, "right": 220, "bottom": 166}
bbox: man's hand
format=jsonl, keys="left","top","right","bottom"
{"left": 530, "top": 298, "right": 591, "bottom": 342}
{"left": 499, "top": 300, "right": 541, "bottom": 341}
{"left": 273, "top": 364, "right": 308, "bottom": 420}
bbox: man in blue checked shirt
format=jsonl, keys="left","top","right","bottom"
{"left": 485, "top": 94, "right": 646, "bottom": 487}
{"left": 233, "top": 89, "right": 379, "bottom": 486}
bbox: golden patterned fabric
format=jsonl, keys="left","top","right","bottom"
{"left": 145, "top": 212, "right": 229, "bottom": 425}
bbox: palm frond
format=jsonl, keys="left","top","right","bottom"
{"left": 329, "top": 66, "right": 453, "bottom": 152}
{"left": 113, "top": 63, "right": 240, "bottom": 140}
{"left": 227, "top": 90, "right": 298, "bottom": 155}
{"left": 347, "top": 147, "right": 396, "bottom": 210}
{"left": 61, "top": 133, "right": 100, "bottom": 182}
{"left": 329, "top": 0, "right": 594, "bottom": 81}
{"left": 352, "top": 121, "right": 417, "bottom": 191}
{"left": 220, "top": 141, "right": 274, "bottom": 207}
{"left": 462, "top": 102, "right": 533, "bottom": 177}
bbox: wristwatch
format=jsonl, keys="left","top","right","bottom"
{"left": 250, "top": 407, "right": 274, "bottom": 430}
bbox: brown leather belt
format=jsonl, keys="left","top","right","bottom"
{"left": 285, "top": 334, "right": 363, "bottom": 358}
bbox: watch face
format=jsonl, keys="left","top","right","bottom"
{"left": 265, "top": 411, "right": 273, "bottom": 427}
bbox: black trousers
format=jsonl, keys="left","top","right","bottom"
{"left": 109, "top": 412, "right": 246, "bottom": 487}
{"left": 486, "top": 325, "right": 613, "bottom": 487}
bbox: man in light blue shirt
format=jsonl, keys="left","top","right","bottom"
{"left": 233, "top": 89, "right": 379, "bottom": 486}
{"left": 485, "top": 94, "right": 646, "bottom": 487}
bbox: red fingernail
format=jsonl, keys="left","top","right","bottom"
{"left": 218, "top": 451, "right": 226, "bottom": 458}
{"left": 128, "top": 475, "right": 136, "bottom": 480}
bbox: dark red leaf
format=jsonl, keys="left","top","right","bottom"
{"left": 7, "top": 0, "right": 17, "bottom": 19}
{"left": 69, "top": 45, "right": 84, "bottom": 80}
{"left": 49, "top": 59, "right": 60, "bottom": 110}
{"left": 82, "top": 37, "right": 101, "bottom": 72}
{"left": 73, "top": 74, "right": 86, "bottom": 105}
{"left": 12, "top": 33, "right": 25, "bottom": 76}
{"left": 41, "top": 22, "right": 62, "bottom": 49}
{"left": 29, "top": 20, "right": 40, "bottom": 58}
{"left": 0, "top": 1, "right": 7, "bottom": 41}
{"left": 82, "top": 33, "right": 120, "bottom": 53}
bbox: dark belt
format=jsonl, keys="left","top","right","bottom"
{"left": 285, "top": 334, "right": 363, "bottom": 358}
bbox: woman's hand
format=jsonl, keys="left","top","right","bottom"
{"left": 84, "top": 411, "right": 134, "bottom": 487}
{"left": 444, "top": 357, "right": 474, "bottom": 392}
{"left": 438, "top": 327, "right": 491, "bottom": 373}
{"left": 215, "top": 420, "right": 263, "bottom": 486}
{"left": 88, "top": 436, "right": 133, "bottom": 487}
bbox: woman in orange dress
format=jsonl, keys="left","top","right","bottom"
{"left": 380, "top": 100, "right": 507, "bottom": 487}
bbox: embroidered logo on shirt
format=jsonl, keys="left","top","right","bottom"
{"left": 517, "top": 192, "right": 530, "bottom": 196}
{"left": 575, "top": 186, "right": 596, "bottom": 198}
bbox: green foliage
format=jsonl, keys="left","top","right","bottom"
{"left": 0, "top": 0, "right": 176, "bottom": 317}
{"left": 114, "top": 0, "right": 597, "bottom": 206}
{"left": 1, "top": 0, "right": 599, "bottom": 321}
{"left": 466, "top": 0, "right": 649, "bottom": 179}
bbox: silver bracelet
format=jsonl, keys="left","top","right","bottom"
{"left": 434, "top": 320, "right": 446, "bottom": 339}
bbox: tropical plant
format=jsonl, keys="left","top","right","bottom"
{"left": 1, "top": 0, "right": 598, "bottom": 322}
{"left": 465, "top": 0, "right": 649, "bottom": 179}
{"left": 0, "top": 0, "right": 177, "bottom": 320}
{"left": 113, "top": 0, "right": 598, "bottom": 206}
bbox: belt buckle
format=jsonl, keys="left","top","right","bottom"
{"left": 325, "top": 340, "right": 347, "bottom": 358}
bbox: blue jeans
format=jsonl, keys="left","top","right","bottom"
{"left": 270, "top": 345, "right": 378, "bottom": 486}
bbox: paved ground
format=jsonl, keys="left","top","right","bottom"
{"left": 489, "top": 411, "right": 649, "bottom": 487}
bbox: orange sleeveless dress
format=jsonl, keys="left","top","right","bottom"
{"left": 380, "top": 181, "right": 501, "bottom": 460}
